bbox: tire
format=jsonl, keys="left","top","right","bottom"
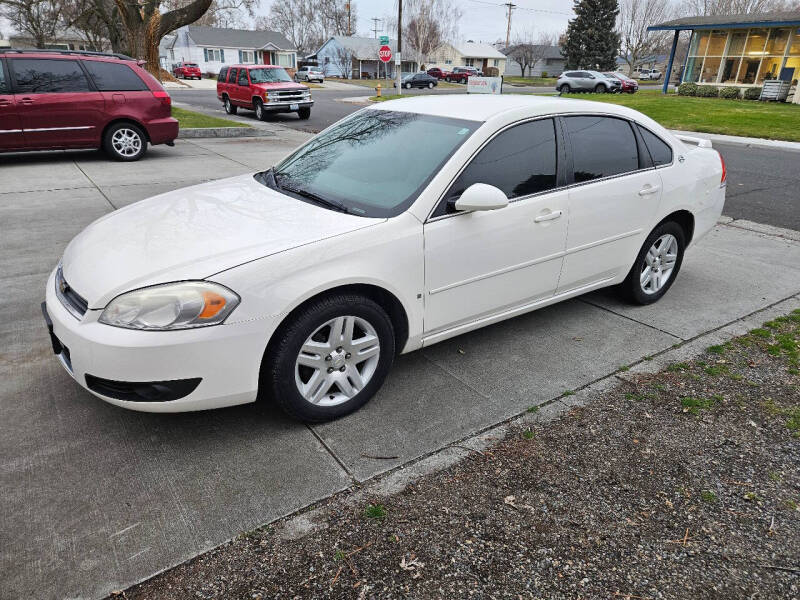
{"left": 103, "top": 122, "right": 147, "bottom": 162}
{"left": 427, "top": 81, "right": 434, "bottom": 88}
{"left": 405, "top": 82, "right": 412, "bottom": 89}
{"left": 559, "top": 83, "right": 570, "bottom": 93}
{"left": 298, "top": 106, "right": 311, "bottom": 119}
{"left": 620, "top": 221, "right": 686, "bottom": 305}
{"left": 263, "top": 293, "right": 396, "bottom": 422}
{"left": 445, "top": 77, "right": 451, "bottom": 82}
{"left": 254, "top": 99, "right": 267, "bottom": 121}
{"left": 223, "top": 96, "right": 237, "bottom": 115}
{"left": 594, "top": 83, "right": 606, "bottom": 93}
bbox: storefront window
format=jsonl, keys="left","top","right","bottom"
{"left": 684, "top": 56, "right": 701, "bottom": 82}
{"left": 756, "top": 56, "right": 783, "bottom": 83}
{"left": 790, "top": 29, "right": 800, "bottom": 55}
{"left": 764, "top": 28, "right": 791, "bottom": 55}
{"left": 700, "top": 57, "right": 722, "bottom": 82}
{"left": 745, "top": 29, "right": 768, "bottom": 55}
{"left": 706, "top": 31, "right": 728, "bottom": 55}
{"left": 728, "top": 31, "right": 747, "bottom": 55}
{"left": 689, "top": 31, "right": 710, "bottom": 56}
{"left": 737, "top": 57, "right": 761, "bottom": 84}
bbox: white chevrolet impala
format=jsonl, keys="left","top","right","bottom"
{"left": 43, "top": 95, "right": 726, "bottom": 421}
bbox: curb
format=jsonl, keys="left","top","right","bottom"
{"left": 178, "top": 127, "right": 272, "bottom": 139}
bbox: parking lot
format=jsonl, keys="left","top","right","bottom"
{"left": 2, "top": 132, "right": 800, "bottom": 599}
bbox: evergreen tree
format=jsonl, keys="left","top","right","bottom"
{"left": 562, "top": 0, "right": 621, "bottom": 71}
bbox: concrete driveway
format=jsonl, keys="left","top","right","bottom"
{"left": 2, "top": 136, "right": 800, "bottom": 599}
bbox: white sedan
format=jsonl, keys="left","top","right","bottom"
{"left": 43, "top": 95, "right": 726, "bottom": 421}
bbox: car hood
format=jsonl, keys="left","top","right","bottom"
{"left": 61, "top": 174, "right": 382, "bottom": 308}
{"left": 251, "top": 82, "right": 307, "bottom": 92}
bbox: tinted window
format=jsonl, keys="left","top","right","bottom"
{"left": 218, "top": 67, "right": 228, "bottom": 82}
{"left": 84, "top": 61, "right": 147, "bottom": 91}
{"left": 227, "top": 68, "right": 238, "bottom": 83}
{"left": 238, "top": 69, "right": 249, "bottom": 85}
{"left": 11, "top": 59, "right": 90, "bottom": 93}
{"left": 0, "top": 61, "right": 7, "bottom": 93}
{"left": 566, "top": 116, "right": 639, "bottom": 182}
{"left": 444, "top": 118, "right": 557, "bottom": 210}
{"left": 638, "top": 125, "right": 673, "bottom": 166}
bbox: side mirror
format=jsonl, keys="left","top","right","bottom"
{"left": 454, "top": 183, "right": 509, "bottom": 212}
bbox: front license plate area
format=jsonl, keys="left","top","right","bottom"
{"left": 290, "top": 103, "right": 299, "bottom": 110}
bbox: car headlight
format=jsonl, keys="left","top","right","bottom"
{"left": 99, "top": 281, "right": 239, "bottom": 330}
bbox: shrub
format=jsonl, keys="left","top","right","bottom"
{"left": 541, "top": 71, "right": 548, "bottom": 78}
{"left": 743, "top": 86, "right": 762, "bottom": 100}
{"left": 696, "top": 85, "right": 719, "bottom": 97}
{"left": 677, "top": 82, "right": 697, "bottom": 96}
{"left": 719, "top": 86, "right": 740, "bottom": 99}
{"left": 484, "top": 66, "right": 499, "bottom": 77}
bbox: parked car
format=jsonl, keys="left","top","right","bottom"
{"left": 172, "top": 61, "right": 201, "bottom": 80}
{"left": 44, "top": 95, "right": 725, "bottom": 422}
{"left": 638, "top": 69, "right": 662, "bottom": 81}
{"left": 0, "top": 49, "right": 178, "bottom": 161}
{"left": 396, "top": 72, "right": 438, "bottom": 89}
{"left": 556, "top": 70, "right": 621, "bottom": 93}
{"left": 426, "top": 67, "right": 450, "bottom": 80}
{"left": 217, "top": 64, "right": 313, "bottom": 120}
{"left": 445, "top": 66, "right": 476, "bottom": 83}
{"left": 604, "top": 71, "right": 639, "bottom": 93}
{"left": 295, "top": 66, "right": 324, "bottom": 83}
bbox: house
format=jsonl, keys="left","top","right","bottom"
{"left": 648, "top": 11, "right": 800, "bottom": 102}
{"left": 615, "top": 54, "right": 668, "bottom": 76}
{"left": 315, "top": 36, "right": 418, "bottom": 79}
{"left": 169, "top": 25, "right": 297, "bottom": 76}
{"left": 3, "top": 28, "right": 104, "bottom": 51}
{"left": 502, "top": 45, "right": 565, "bottom": 77}
{"left": 426, "top": 41, "right": 507, "bottom": 75}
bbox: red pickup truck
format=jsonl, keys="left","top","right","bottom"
{"left": 217, "top": 64, "right": 313, "bottom": 120}
{"left": 445, "top": 66, "right": 478, "bottom": 83}
{"left": 172, "top": 61, "right": 202, "bottom": 80}
{"left": 426, "top": 67, "right": 450, "bottom": 80}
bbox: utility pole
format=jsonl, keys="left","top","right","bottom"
{"left": 371, "top": 17, "right": 381, "bottom": 38}
{"left": 503, "top": 2, "right": 516, "bottom": 49}
{"left": 346, "top": 2, "right": 351, "bottom": 36}
{"left": 396, "top": 0, "right": 402, "bottom": 95}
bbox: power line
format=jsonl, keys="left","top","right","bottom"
{"left": 468, "top": 0, "right": 573, "bottom": 17}
{"left": 503, "top": 2, "right": 516, "bottom": 49}
{"left": 371, "top": 17, "right": 381, "bottom": 38}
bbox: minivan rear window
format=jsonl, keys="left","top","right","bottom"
{"left": 84, "top": 61, "right": 148, "bottom": 91}
{"left": 11, "top": 59, "right": 91, "bottom": 93}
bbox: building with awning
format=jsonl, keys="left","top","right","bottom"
{"left": 648, "top": 11, "right": 800, "bottom": 103}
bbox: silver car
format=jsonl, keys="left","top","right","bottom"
{"left": 295, "top": 66, "right": 324, "bottom": 83}
{"left": 556, "top": 70, "right": 621, "bottom": 93}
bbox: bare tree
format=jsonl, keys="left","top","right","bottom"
{"left": 332, "top": 45, "right": 355, "bottom": 78}
{"left": 508, "top": 30, "right": 557, "bottom": 77}
{"left": 678, "top": 0, "right": 796, "bottom": 15}
{"left": 385, "top": 0, "right": 461, "bottom": 62}
{"left": 618, "top": 0, "right": 673, "bottom": 75}
{"left": 63, "top": 0, "right": 122, "bottom": 52}
{"left": 257, "top": 0, "right": 316, "bottom": 55}
{"left": 166, "top": 0, "right": 259, "bottom": 28}
{"left": 0, "top": 0, "right": 66, "bottom": 48}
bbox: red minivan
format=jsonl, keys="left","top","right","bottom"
{"left": 0, "top": 49, "right": 178, "bottom": 161}
{"left": 217, "top": 64, "right": 313, "bottom": 120}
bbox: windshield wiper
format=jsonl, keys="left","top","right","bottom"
{"left": 275, "top": 175, "right": 351, "bottom": 214}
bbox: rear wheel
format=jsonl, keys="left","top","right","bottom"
{"left": 263, "top": 294, "right": 395, "bottom": 422}
{"left": 103, "top": 122, "right": 147, "bottom": 161}
{"left": 223, "top": 96, "right": 237, "bottom": 115}
{"left": 620, "top": 222, "right": 685, "bottom": 305}
{"left": 445, "top": 76, "right": 451, "bottom": 82}
{"left": 559, "top": 83, "right": 570, "bottom": 93}
{"left": 298, "top": 106, "right": 311, "bottom": 119}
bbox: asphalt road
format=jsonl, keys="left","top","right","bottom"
{"left": 171, "top": 88, "right": 800, "bottom": 231}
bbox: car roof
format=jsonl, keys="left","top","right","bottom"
{"left": 229, "top": 64, "right": 281, "bottom": 69}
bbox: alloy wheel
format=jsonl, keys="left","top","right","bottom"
{"left": 294, "top": 315, "right": 380, "bottom": 406}
{"left": 640, "top": 234, "right": 679, "bottom": 294}
{"left": 111, "top": 128, "right": 142, "bottom": 158}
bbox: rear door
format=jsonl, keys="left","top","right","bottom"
{"left": 0, "top": 58, "right": 24, "bottom": 150}
{"left": 10, "top": 58, "right": 105, "bottom": 148}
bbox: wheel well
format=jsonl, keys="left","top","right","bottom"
{"left": 252, "top": 96, "right": 262, "bottom": 106}
{"left": 659, "top": 210, "right": 695, "bottom": 246}
{"left": 266, "top": 284, "right": 410, "bottom": 358}
{"left": 102, "top": 118, "right": 150, "bottom": 143}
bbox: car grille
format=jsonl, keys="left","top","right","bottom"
{"left": 56, "top": 265, "right": 88, "bottom": 320}
{"left": 274, "top": 90, "right": 307, "bottom": 101}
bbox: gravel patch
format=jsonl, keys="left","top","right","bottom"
{"left": 118, "top": 309, "right": 800, "bottom": 600}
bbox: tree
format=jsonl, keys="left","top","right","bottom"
{"left": 562, "top": 0, "right": 621, "bottom": 71}
{"left": 509, "top": 31, "right": 558, "bottom": 76}
{"left": 63, "top": 0, "right": 123, "bottom": 52}
{"left": 678, "top": 0, "right": 796, "bottom": 15}
{"left": 114, "top": 0, "right": 215, "bottom": 75}
{"left": 332, "top": 45, "right": 355, "bottom": 78}
{"left": 618, "top": 0, "right": 672, "bottom": 75}
{"left": 257, "top": 0, "right": 316, "bottom": 55}
{"left": 166, "top": 0, "right": 258, "bottom": 28}
{"left": 384, "top": 0, "right": 461, "bottom": 64}
{"left": 0, "top": 0, "right": 66, "bottom": 48}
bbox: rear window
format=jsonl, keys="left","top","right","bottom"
{"left": 565, "top": 116, "right": 639, "bottom": 182}
{"left": 227, "top": 68, "right": 238, "bottom": 83}
{"left": 185, "top": 63, "right": 198, "bottom": 67}
{"left": 84, "top": 61, "right": 147, "bottom": 91}
{"left": 637, "top": 125, "right": 673, "bottom": 167}
{"left": 10, "top": 59, "right": 91, "bottom": 93}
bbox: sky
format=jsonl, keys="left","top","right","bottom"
{"left": 343, "top": 0, "right": 575, "bottom": 45}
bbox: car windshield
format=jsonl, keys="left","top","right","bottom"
{"left": 261, "top": 109, "right": 480, "bottom": 218}
{"left": 185, "top": 63, "right": 198, "bottom": 67}
{"left": 248, "top": 67, "right": 293, "bottom": 83}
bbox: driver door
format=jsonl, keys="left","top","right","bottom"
{"left": 423, "top": 118, "right": 569, "bottom": 335}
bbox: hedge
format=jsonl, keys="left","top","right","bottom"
{"left": 696, "top": 85, "right": 719, "bottom": 97}
{"left": 677, "top": 82, "right": 697, "bottom": 96}
{"left": 743, "top": 86, "right": 762, "bottom": 100}
{"left": 719, "top": 86, "right": 740, "bottom": 99}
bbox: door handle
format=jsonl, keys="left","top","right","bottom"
{"left": 534, "top": 210, "right": 563, "bottom": 223}
{"left": 0, "top": 99, "right": 10, "bottom": 107}
{"left": 20, "top": 97, "right": 34, "bottom": 104}
{"left": 638, "top": 185, "right": 660, "bottom": 196}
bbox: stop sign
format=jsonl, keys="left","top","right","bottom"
{"left": 378, "top": 45, "right": 392, "bottom": 63}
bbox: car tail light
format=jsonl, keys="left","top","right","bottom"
{"left": 718, "top": 151, "right": 726, "bottom": 185}
{"left": 152, "top": 90, "right": 171, "bottom": 107}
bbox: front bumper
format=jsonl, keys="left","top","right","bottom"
{"left": 262, "top": 99, "right": 313, "bottom": 113}
{"left": 43, "top": 268, "right": 271, "bottom": 413}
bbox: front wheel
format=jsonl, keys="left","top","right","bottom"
{"left": 427, "top": 81, "right": 434, "bottom": 89}
{"left": 263, "top": 294, "right": 396, "bottom": 422}
{"left": 223, "top": 96, "right": 237, "bottom": 115}
{"left": 620, "top": 222, "right": 685, "bottom": 305}
{"left": 254, "top": 99, "right": 266, "bottom": 121}
{"left": 594, "top": 83, "right": 606, "bottom": 93}
{"left": 405, "top": 82, "right": 412, "bottom": 89}
{"left": 298, "top": 106, "right": 311, "bottom": 120}
{"left": 103, "top": 122, "right": 147, "bottom": 161}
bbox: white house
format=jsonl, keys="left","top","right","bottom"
{"left": 315, "top": 36, "right": 419, "bottom": 79}
{"left": 426, "top": 41, "right": 507, "bottom": 74}
{"left": 167, "top": 25, "right": 297, "bottom": 75}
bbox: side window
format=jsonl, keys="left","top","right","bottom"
{"left": 565, "top": 116, "right": 639, "bottom": 183}
{"left": 11, "top": 59, "right": 91, "bottom": 93}
{"left": 227, "top": 68, "right": 238, "bottom": 83}
{"left": 238, "top": 69, "right": 249, "bottom": 85}
{"left": 84, "top": 61, "right": 148, "bottom": 91}
{"left": 0, "top": 61, "right": 7, "bottom": 93}
{"left": 438, "top": 118, "right": 558, "bottom": 216}
{"left": 637, "top": 125, "right": 673, "bottom": 167}
{"left": 218, "top": 67, "right": 228, "bottom": 82}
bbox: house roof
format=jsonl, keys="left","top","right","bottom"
{"left": 502, "top": 44, "right": 563, "bottom": 60}
{"left": 648, "top": 11, "right": 800, "bottom": 31}
{"left": 323, "top": 36, "right": 400, "bottom": 60}
{"left": 186, "top": 25, "right": 294, "bottom": 51}
{"left": 455, "top": 41, "right": 506, "bottom": 59}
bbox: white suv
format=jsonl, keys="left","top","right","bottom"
{"left": 639, "top": 69, "right": 662, "bottom": 80}
{"left": 295, "top": 66, "right": 324, "bottom": 83}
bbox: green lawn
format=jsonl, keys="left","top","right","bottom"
{"left": 503, "top": 76, "right": 558, "bottom": 86}
{"left": 172, "top": 106, "right": 249, "bottom": 129}
{"left": 336, "top": 77, "right": 463, "bottom": 89}
{"left": 560, "top": 90, "right": 800, "bottom": 142}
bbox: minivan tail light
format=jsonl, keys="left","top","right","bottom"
{"left": 718, "top": 151, "right": 726, "bottom": 185}
{"left": 152, "top": 90, "right": 171, "bottom": 107}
